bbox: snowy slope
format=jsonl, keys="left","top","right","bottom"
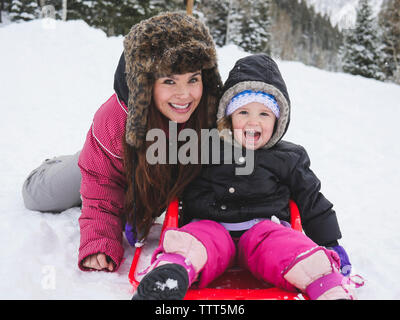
{"left": 304, "top": 0, "right": 384, "bottom": 29}
{"left": 1, "top": 20, "right": 400, "bottom": 299}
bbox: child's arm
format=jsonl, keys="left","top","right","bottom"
{"left": 287, "top": 146, "right": 342, "bottom": 247}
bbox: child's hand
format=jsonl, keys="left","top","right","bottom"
{"left": 330, "top": 245, "right": 351, "bottom": 276}
{"left": 82, "top": 253, "right": 114, "bottom": 271}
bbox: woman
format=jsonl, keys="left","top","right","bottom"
{"left": 22, "top": 12, "right": 222, "bottom": 272}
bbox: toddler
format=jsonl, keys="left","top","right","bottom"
{"left": 132, "top": 54, "right": 359, "bottom": 300}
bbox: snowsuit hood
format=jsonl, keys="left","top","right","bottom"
{"left": 217, "top": 54, "right": 291, "bottom": 149}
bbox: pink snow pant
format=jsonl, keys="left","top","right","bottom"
{"left": 154, "top": 219, "right": 342, "bottom": 294}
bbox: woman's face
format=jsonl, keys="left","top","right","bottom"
{"left": 153, "top": 71, "right": 203, "bottom": 123}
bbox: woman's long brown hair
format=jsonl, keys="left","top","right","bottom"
{"left": 122, "top": 69, "right": 220, "bottom": 240}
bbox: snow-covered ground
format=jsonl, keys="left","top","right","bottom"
{"left": 1, "top": 19, "right": 399, "bottom": 300}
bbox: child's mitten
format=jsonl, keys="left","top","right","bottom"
{"left": 330, "top": 245, "right": 352, "bottom": 276}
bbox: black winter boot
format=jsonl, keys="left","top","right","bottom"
{"left": 132, "top": 264, "right": 189, "bottom": 300}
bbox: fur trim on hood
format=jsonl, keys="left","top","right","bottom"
{"left": 123, "top": 12, "right": 220, "bottom": 148}
{"left": 217, "top": 54, "right": 291, "bottom": 149}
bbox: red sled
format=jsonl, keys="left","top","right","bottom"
{"left": 128, "top": 198, "right": 308, "bottom": 300}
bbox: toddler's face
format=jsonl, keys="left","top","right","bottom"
{"left": 231, "top": 102, "right": 276, "bottom": 150}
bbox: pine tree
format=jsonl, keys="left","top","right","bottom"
{"left": 208, "top": 0, "right": 272, "bottom": 53}
{"left": 340, "top": 0, "right": 384, "bottom": 80}
{"left": 67, "top": 0, "right": 149, "bottom": 36}
{"left": 268, "top": 0, "right": 342, "bottom": 71}
{"left": 234, "top": 0, "right": 272, "bottom": 54}
{"left": 379, "top": 0, "right": 400, "bottom": 83}
{"left": 226, "top": 0, "right": 242, "bottom": 46}
{"left": 9, "top": 0, "right": 40, "bottom": 21}
{"left": 0, "top": 0, "right": 12, "bottom": 23}
{"left": 197, "top": 0, "right": 230, "bottom": 47}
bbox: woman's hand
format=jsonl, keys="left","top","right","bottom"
{"left": 82, "top": 253, "right": 114, "bottom": 271}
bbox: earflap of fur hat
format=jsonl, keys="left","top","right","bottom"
{"left": 123, "top": 12, "right": 219, "bottom": 148}
{"left": 202, "top": 67, "right": 223, "bottom": 128}
{"left": 125, "top": 71, "right": 153, "bottom": 148}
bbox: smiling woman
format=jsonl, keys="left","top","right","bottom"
{"left": 153, "top": 71, "right": 203, "bottom": 123}
{"left": 21, "top": 12, "right": 223, "bottom": 273}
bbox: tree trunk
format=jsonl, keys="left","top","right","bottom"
{"left": 62, "top": 0, "right": 67, "bottom": 21}
{"left": 0, "top": 0, "right": 3, "bottom": 23}
{"left": 186, "top": 0, "right": 194, "bottom": 15}
{"left": 225, "top": 0, "right": 233, "bottom": 45}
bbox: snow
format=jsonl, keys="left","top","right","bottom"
{"left": 1, "top": 19, "right": 400, "bottom": 300}
{"left": 155, "top": 279, "right": 179, "bottom": 291}
{"left": 304, "top": 0, "right": 384, "bottom": 29}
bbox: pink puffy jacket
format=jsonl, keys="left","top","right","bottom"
{"left": 78, "top": 93, "right": 128, "bottom": 271}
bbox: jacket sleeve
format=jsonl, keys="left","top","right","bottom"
{"left": 287, "top": 146, "right": 342, "bottom": 246}
{"left": 77, "top": 101, "right": 127, "bottom": 271}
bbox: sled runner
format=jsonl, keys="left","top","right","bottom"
{"left": 128, "top": 198, "right": 307, "bottom": 300}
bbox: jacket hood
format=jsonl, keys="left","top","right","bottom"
{"left": 217, "top": 54, "right": 291, "bottom": 149}
{"left": 113, "top": 53, "right": 129, "bottom": 106}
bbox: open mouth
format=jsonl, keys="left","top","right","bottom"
{"left": 169, "top": 102, "right": 192, "bottom": 113}
{"left": 244, "top": 129, "right": 261, "bottom": 141}
{"left": 242, "top": 129, "right": 262, "bottom": 147}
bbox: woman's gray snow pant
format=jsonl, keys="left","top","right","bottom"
{"left": 22, "top": 151, "right": 82, "bottom": 212}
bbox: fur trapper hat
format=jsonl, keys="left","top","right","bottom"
{"left": 123, "top": 12, "right": 221, "bottom": 148}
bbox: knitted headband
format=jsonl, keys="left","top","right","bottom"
{"left": 225, "top": 90, "right": 280, "bottom": 119}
